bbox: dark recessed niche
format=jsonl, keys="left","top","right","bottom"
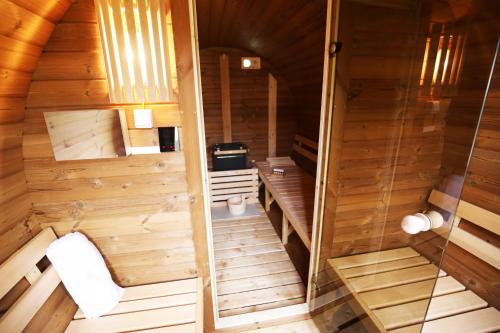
{"left": 159, "top": 127, "right": 179, "bottom": 152}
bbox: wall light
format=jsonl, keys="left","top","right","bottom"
{"left": 241, "top": 57, "right": 261, "bottom": 70}
{"left": 95, "top": 0, "right": 174, "bottom": 103}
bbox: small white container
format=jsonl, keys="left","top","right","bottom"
{"left": 228, "top": 195, "right": 246, "bottom": 216}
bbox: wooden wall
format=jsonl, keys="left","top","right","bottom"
{"left": 440, "top": 53, "right": 500, "bottom": 309}
{"left": 320, "top": 1, "right": 445, "bottom": 257}
{"left": 196, "top": 0, "right": 327, "bottom": 144}
{"left": 199, "top": 48, "right": 296, "bottom": 166}
{"left": 0, "top": 0, "right": 77, "bottom": 330}
{"left": 0, "top": 0, "right": 71, "bottom": 265}
{"left": 23, "top": 0, "right": 197, "bottom": 287}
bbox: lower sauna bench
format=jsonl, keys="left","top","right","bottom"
{"left": 0, "top": 228, "right": 203, "bottom": 333}
{"left": 328, "top": 247, "right": 500, "bottom": 333}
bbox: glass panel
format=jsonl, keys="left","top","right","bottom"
{"left": 310, "top": 0, "right": 498, "bottom": 331}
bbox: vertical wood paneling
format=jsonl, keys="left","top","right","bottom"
{"left": 195, "top": 0, "right": 327, "bottom": 144}
{"left": 200, "top": 48, "right": 296, "bottom": 167}
{"left": 23, "top": 0, "right": 196, "bottom": 288}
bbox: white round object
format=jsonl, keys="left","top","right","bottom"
{"left": 228, "top": 196, "right": 246, "bottom": 216}
{"left": 426, "top": 210, "right": 444, "bottom": 229}
{"left": 401, "top": 214, "right": 428, "bottom": 234}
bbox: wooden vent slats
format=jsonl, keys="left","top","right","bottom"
{"left": 208, "top": 168, "right": 259, "bottom": 207}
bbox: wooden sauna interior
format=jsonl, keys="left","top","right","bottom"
{"left": 0, "top": 0, "right": 499, "bottom": 332}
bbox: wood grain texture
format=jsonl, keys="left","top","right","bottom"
{"left": 200, "top": 48, "right": 296, "bottom": 167}
{"left": 0, "top": 7, "right": 70, "bottom": 332}
{"left": 212, "top": 204, "right": 305, "bottom": 317}
{"left": 23, "top": 0, "right": 196, "bottom": 287}
{"left": 196, "top": 0, "right": 327, "bottom": 143}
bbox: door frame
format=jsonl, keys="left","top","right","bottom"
{"left": 185, "top": 0, "right": 341, "bottom": 330}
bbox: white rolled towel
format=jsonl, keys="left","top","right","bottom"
{"left": 46, "top": 232, "right": 123, "bottom": 319}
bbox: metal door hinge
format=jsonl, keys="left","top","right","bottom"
{"left": 329, "top": 41, "right": 342, "bottom": 58}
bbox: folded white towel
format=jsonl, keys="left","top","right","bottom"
{"left": 46, "top": 232, "right": 123, "bottom": 319}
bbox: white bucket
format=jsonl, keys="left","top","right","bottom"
{"left": 228, "top": 195, "right": 246, "bottom": 216}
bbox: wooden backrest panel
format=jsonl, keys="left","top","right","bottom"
{"left": 292, "top": 135, "right": 318, "bottom": 163}
{"left": 0, "top": 265, "right": 61, "bottom": 332}
{"left": 0, "top": 228, "right": 57, "bottom": 300}
{"left": 456, "top": 200, "right": 500, "bottom": 236}
{"left": 428, "top": 189, "right": 500, "bottom": 270}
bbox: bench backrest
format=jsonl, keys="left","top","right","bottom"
{"left": 0, "top": 228, "right": 61, "bottom": 332}
{"left": 208, "top": 168, "right": 259, "bottom": 207}
{"left": 292, "top": 134, "right": 318, "bottom": 163}
{"left": 428, "top": 189, "right": 500, "bottom": 270}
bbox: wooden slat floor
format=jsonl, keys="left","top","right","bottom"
{"left": 212, "top": 203, "right": 306, "bottom": 317}
{"left": 328, "top": 247, "right": 500, "bottom": 333}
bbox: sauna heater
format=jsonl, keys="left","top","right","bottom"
{"left": 212, "top": 143, "right": 248, "bottom": 171}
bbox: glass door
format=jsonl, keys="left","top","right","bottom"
{"left": 308, "top": 0, "right": 498, "bottom": 331}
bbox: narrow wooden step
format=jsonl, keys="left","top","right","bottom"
{"left": 215, "top": 243, "right": 285, "bottom": 260}
{"left": 349, "top": 264, "right": 445, "bottom": 293}
{"left": 217, "top": 283, "right": 305, "bottom": 311}
{"left": 340, "top": 256, "right": 430, "bottom": 279}
{"left": 374, "top": 291, "right": 488, "bottom": 329}
{"left": 219, "top": 297, "right": 305, "bottom": 318}
{"left": 360, "top": 276, "right": 465, "bottom": 310}
{"left": 67, "top": 304, "right": 196, "bottom": 333}
{"left": 217, "top": 271, "right": 302, "bottom": 295}
{"left": 213, "top": 235, "right": 281, "bottom": 251}
{"left": 389, "top": 325, "right": 421, "bottom": 333}
{"left": 216, "top": 260, "right": 296, "bottom": 282}
{"left": 330, "top": 247, "right": 420, "bottom": 269}
{"left": 215, "top": 251, "right": 290, "bottom": 270}
{"left": 74, "top": 292, "right": 196, "bottom": 319}
{"left": 420, "top": 307, "right": 500, "bottom": 333}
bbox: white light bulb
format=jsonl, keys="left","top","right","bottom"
{"left": 242, "top": 58, "right": 252, "bottom": 68}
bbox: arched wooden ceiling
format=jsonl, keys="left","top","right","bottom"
{"left": 196, "top": 0, "right": 328, "bottom": 137}
{"left": 0, "top": 0, "right": 72, "bottom": 261}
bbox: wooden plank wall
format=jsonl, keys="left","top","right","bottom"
{"left": 440, "top": 53, "right": 500, "bottom": 308}
{"left": 195, "top": 0, "right": 327, "bottom": 147}
{"left": 23, "top": 0, "right": 197, "bottom": 288}
{"left": 0, "top": 0, "right": 71, "bottom": 266}
{"left": 410, "top": 3, "right": 500, "bottom": 309}
{"left": 322, "top": 1, "right": 445, "bottom": 257}
{"left": 0, "top": 0, "right": 78, "bottom": 331}
{"left": 439, "top": 8, "right": 500, "bottom": 177}
{"left": 199, "top": 48, "right": 296, "bottom": 166}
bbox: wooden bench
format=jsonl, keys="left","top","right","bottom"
{"left": 0, "top": 228, "right": 203, "bottom": 333}
{"left": 327, "top": 193, "right": 500, "bottom": 332}
{"left": 255, "top": 135, "right": 317, "bottom": 251}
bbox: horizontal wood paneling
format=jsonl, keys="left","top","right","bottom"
{"left": 200, "top": 48, "right": 296, "bottom": 166}
{"left": 441, "top": 50, "right": 500, "bottom": 309}
{"left": 23, "top": 0, "right": 196, "bottom": 288}
{"left": 0, "top": 0, "right": 73, "bottom": 331}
